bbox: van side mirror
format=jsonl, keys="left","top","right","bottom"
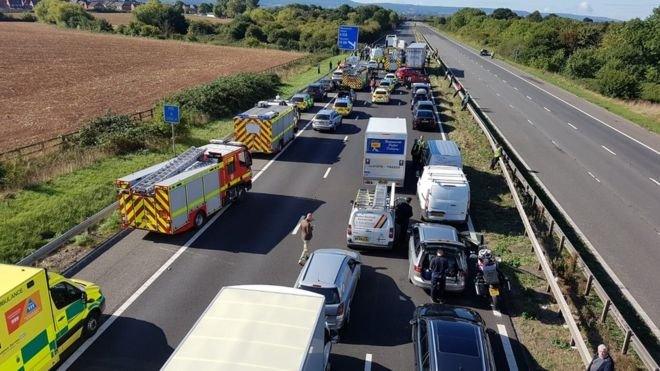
{"left": 81, "top": 292, "right": 88, "bottom": 303}
{"left": 349, "top": 200, "right": 354, "bottom": 205}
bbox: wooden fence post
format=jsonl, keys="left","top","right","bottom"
{"left": 600, "top": 299, "right": 611, "bottom": 323}
{"left": 621, "top": 330, "right": 632, "bottom": 354}
{"left": 584, "top": 275, "right": 593, "bottom": 296}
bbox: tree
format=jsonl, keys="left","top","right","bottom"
{"left": 213, "top": 0, "right": 227, "bottom": 17}
{"left": 225, "top": 0, "right": 246, "bottom": 17}
{"left": 564, "top": 48, "right": 602, "bottom": 78}
{"left": 133, "top": 0, "right": 188, "bottom": 35}
{"left": 198, "top": 3, "right": 212, "bottom": 14}
{"left": 596, "top": 63, "right": 640, "bottom": 99}
{"left": 246, "top": 0, "right": 259, "bottom": 11}
{"left": 244, "top": 23, "right": 265, "bottom": 41}
{"left": 491, "top": 8, "right": 517, "bottom": 20}
{"left": 527, "top": 10, "right": 542, "bottom": 22}
{"left": 583, "top": 17, "right": 593, "bottom": 22}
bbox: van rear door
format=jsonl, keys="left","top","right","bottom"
{"left": 429, "top": 184, "right": 469, "bottom": 218}
{"left": 351, "top": 210, "right": 391, "bottom": 245}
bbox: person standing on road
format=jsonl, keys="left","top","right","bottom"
{"left": 490, "top": 145, "right": 502, "bottom": 170}
{"left": 298, "top": 213, "right": 314, "bottom": 266}
{"left": 395, "top": 197, "right": 413, "bottom": 247}
{"left": 429, "top": 249, "right": 448, "bottom": 303}
{"left": 587, "top": 344, "right": 615, "bottom": 371}
{"left": 411, "top": 135, "right": 425, "bottom": 176}
{"left": 370, "top": 78, "right": 377, "bottom": 93}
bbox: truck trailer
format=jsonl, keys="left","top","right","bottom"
{"left": 0, "top": 264, "right": 104, "bottom": 371}
{"left": 405, "top": 42, "right": 428, "bottom": 69}
{"left": 363, "top": 118, "right": 407, "bottom": 187}
{"left": 116, "top": 141, "right": 252, "bottom": 234}
{"left": 162, "top": 285, "right": 331, "bottom": 371}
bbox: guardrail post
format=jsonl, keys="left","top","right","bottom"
{"left": 548, "top": 219, "right": 555, "bottom": 237}
{"left": 584, "top": 275, "right": 593, "bottom": 296}
{"left": 558, "top": 235, "right": 565, "bottom": 255}
{"left": 621, "top": 330, "right": 632, "bottom": 354}
{"left": 600, "top": 299, "right": 611, "bottom": 323}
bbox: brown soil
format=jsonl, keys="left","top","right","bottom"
{"left": 91, "top": 12, "right": 233, "bottom": 26}
{"left": 0, "top": 23, "right": 302, "bottom": 152}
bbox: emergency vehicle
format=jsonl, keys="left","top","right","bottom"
{"left": 0, "top": 264, "right": 104, "bottom": 370}
{"left": 341, "top": 66, "right": 368, "bottom": 91}
{"left": 234, "top": 101, "right": 299, "bottom": 154}
{"left": 116, "top": 140, "right": 252, "bottom": 234}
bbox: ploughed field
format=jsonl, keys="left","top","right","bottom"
{"left": 0, "top": 23, "right": 303, "bottom": 152}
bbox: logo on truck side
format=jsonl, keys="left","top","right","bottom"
{"left": 5, "top": 292, "right": 42, "bottom": 334}
{"left": 366, "top": 139, "right": 405, "bottom": 155}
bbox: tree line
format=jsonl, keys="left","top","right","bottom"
{"left": 432, "top": 8, "right": 660, "bottom": 102}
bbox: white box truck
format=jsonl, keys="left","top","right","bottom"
{"left": 363, "top": 118, "right": 407, "bottom": 187}
{"left": 385, "top": 34, "right": 398, "bottom": 48}
{"left": 406, "top": 42, "right": 428, "bottom": 69}
{"left": 162, "top": 285, "right": 331, "bottom": 371}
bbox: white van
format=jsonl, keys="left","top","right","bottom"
{"left": 421, "top": 140, "right": 462, "bottom": 168}
{"left": 417, "top": 165, "right": 470, "bottom": 223}
{"left": 347, "top": 184, "right": 396, "bottom": 249}
{"left": 363, "top": 118, "right": 407, "bottom": 187}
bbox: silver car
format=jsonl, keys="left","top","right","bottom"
{"left": 408, "top": 223, "right": 469, "bottom": 293}
{"left": 295, "top": 248, "right": 361, "bottom": 333}
{"left": 312, "top": 109, "right": 342, "bottom": 131}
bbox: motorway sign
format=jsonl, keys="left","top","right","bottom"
{"left": 337, "top": 25, "right": 359, "bottom": 51}
{"left": 163, "top": 104, "right": 180, "bottom": 125}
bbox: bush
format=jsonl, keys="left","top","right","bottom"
{"left": 640, "top": 83, "right": 660, "bottom": 103}
{"left": 34, "top": 0, "right": 111, "bottom": 31}
{"left": 595, "top": 64, "right": 641, "bottom": 99}
{"left": 133, "top": 0, "right": 188, "bottom": 35}
{"left": 77, "top": 115, "right": 159, "bottom": 154}
{"left": 244, "top": 24, "right": 265, "bottom": 42}
{"left": 21, "top": 13, "right": 38, "bottom": 22}
{"left": 187, "top": 20, "right": 216, "bottom": 36}
{"left": 564, "top": 48, "right": 602, "bottom": 78}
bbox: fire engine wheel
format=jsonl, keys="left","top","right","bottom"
{"left": 194, "top": 212, "right": 206, "bottom": 229}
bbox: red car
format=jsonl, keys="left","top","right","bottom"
{"left": 396, "top": 67, "right": 429, "bottom": 84}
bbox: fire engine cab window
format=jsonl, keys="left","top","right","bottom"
{"left": 239, "top": 152, "right": 247, "bottom": 167}
{"left": 50, "top": 282, "right": 81, "bottom": 309}
{"left": 227, "top": 161, "right": 236, "bottom": 174}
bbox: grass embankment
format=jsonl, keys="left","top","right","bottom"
{"left": 433, "top": 28, "right": 660, "bottom": 135}
{"left": 0, "top": 54, "right": 341, "bottom": 266}
{"left": 430, "top": 74, "right": 585, "bottom": 369}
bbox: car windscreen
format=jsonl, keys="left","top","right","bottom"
{"left": 335, "top": 102, "right": 348, "bottom": 108}
{"left": 301, "top": 285, "right": 340, "bottom": 304}
{"left": 374, "top": 90, "right": 386, "bottom": 95}
{"left": 380, "top": 81, "right": 390, "bottom": 86}
{"left": 316, "top": 114, "right": 330, "bottom": 120}
{"left": 418, "top": 104, "right": 434, "bottom": 111}
{"left": 432, "top": 321, "right": 481, "bottom": 358}
{"left": 417, "top": 110, "right": 434, "bottom": 118}
{"left": 307, "top": 86, "right": 320, "bottom": 92}
{"left": 292, "top": 97, "right": 304, "bottom": 102}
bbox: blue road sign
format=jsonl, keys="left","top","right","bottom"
{"left": 163, "top": 104, "right": 180, "bottom": 125}
{"left": 337, "top": 25, "right": 359, "bottom": 51}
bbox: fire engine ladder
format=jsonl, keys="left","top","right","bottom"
{"left": 354, "top": 183, "right": 388, "bottom": 209}
{"left": 131, "top": 146, "right": 205, "bottom": 194}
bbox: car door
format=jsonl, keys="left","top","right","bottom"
{"left": 346, "top": 259, "right": 360, "bottom": 303}
{"left": 49, "top": 281, "right": 86, "bottom": 350}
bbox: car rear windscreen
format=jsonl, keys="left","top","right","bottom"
{"left": 335, "top": 102, "right": 348, "bottom": 108}
{"left": 432, "top": 321, "right": 480, "bottom": 357}
{"left": 316, "top": 114, "right": 330, "bottom": 120}
{"left": 417, "top": 110, "right": 434, "bottom": 118}
{"left": 292, "top": 97, "right": 303, "bottom": 102}
{"left": 301, "top": 285, "right": 340, "bottom": 304}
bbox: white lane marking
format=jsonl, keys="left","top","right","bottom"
{"left": 567, "top": 122, "right": 578, "bottom": 130}
{"left": 526, "top": 95, "right": 532, "bottom": 100}
{"left": 527, "top": 119, "right": 535, "bottom": 126}
{"left": 495, "top": 93, "right": 501, "bottom": 97}
{"left": 551, "top": 140, "right": 560, "bottom": 148}
{"left": 364, "top": 353, "right": 372, "bottom": 371}
{"left": 513, "top": 86, "right": 518, "bottom": 91}
{"left": 509, "top": 104, "right": 515, "bottom": 109}
{"left": 291, "top": 215, "right": 304, "bottom": 235}
{"left": 502, "top": 79, "right": 507, "bottom": 83}
{"left": 497, "top": 324, "right": 519, "bottom": 371}
{"left": 59, "top": 94, "right": 338, "bottom": 370}
{"left": 601, "top": 145, "right": 616, "bottom": 156}
{"left": 343, "top": 135, "right": 348, "bottom": 142}
{"left": 650, "top": 178, "right": 660, "bottom": 186}
{"left": 494, "top": 73, "right": 498, "bottom": 77}
{"left": 587, "top": 171, "right": 601, "bottom": 183}
{"left": 323, "top": 167, "right": 332, "bottom": 179}
{"left": 543, "top": 106, "right": 551, "bottom": 112}
{"left": 59, "top": 206, "right": 229, "bottom": 370}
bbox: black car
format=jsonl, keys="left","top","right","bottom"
{"left": 318, "top": 78, "right": 335, "bottom": 92}
{"left": 306, "top": 83, "right": 327, "bottom": 101}
{"left": 479, "top": 49, "right": 490, "bottom": 56}
{"left": 411, "top": 304, "right": 496, "bottom": 371}
{"left": 413, "top": 109, "right": 437, "bottom": 130}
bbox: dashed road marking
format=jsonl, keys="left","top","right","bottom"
{"left": 343, "top": 135, "right": 348, "bottom": 142}
{"left": 509, "top": 104, "right": 515, "bottom": 109}
{"left": 587, "top": 171, "right": 601, "bottom": 183}
{"left": 323, "top": 167, "right": 332, "bottom": 179}
{"left": 291, "top": 215, "right": 305, "bottom": 235}
{"left": 567, "top": 122, "right": 578, "bottom": 130}
{"left": 543, "top": 106, "right": 551, "bottom": 112}
{"left": 650, "top": 178, "right": 660, "bottom": 186}
{"left": 497, "top": 324, "right": 519, "bottom": 371}
{"left": 513, "top": 86, "right": 518, "bottom": 91}
{"left": 495, "top": 93, "right": 501, "bottom": 97}
{"left": 526, "top": 95, "right": 532, "bottom": 100}
{"left": 551, "top": 140, "right": 560, "bottom": 148}
{"left": 502, "top": 79, "right": 507, "bottom": 83}
{"left": 364, "top": 353, "right": 373, "bottom": 371}
{"left": 601, "top": 145, "right": 616, "bottom": 156}
{"left": 527, "top": 119, "right": 535, "bottom": 126}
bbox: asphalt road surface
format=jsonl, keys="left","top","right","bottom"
{"left": 416, "top": 23, "right": 660, "bottom": 333}
{"left": 58, "top": 26, "right": 527, "bottom": 370}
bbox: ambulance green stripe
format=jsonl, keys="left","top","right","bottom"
{"left": 21, "top": 330, "right": 48, "bottom": 364}
{"left": 66, "top": 300, "right": 85, "bottom": 320}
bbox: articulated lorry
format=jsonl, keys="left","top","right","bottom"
{"left": 363, "top": 118, "right": 408, "bottom": 187}
{"left": 162, "top": 285, "right": 332, "bottom": 371}
{"left": 0, "top": 264, "right": 104, "bottom": 370}
{"left": 116, "top": 141, "right": 252, "bottom": 234}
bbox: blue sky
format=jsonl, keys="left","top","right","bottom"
{"left": 354, "top": 0, "right": 657, "bottom": 20}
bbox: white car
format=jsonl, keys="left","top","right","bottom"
{"left": 367, "top": 60, "right": 379, "bottom": 69}
{"left": 417, "top": 165, "right": 470, "bottom": 223}
{"left": 331, "top": 69, "right": 343, "bottom": 82}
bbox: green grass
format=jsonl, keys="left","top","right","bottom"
{"left": 1, "top": 55, "right": 338, "bottom": 264}
{"left": 431, "top": 73, "right": 585, "bottom": 370}
{"left": 432, "top": 27, "right": 660, "bottom": 135}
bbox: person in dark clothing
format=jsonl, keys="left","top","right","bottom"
{"left": 411, "top": 136, "right": 425, "bottom": 176}
{"left": 329, "top": 60, "right": 333, "bottom": 72}
{"left": 429, "top": 250, "right": 448, "bottom": 303}
{"left": 587, "top": 344, "right": 615, "bottom": 371}
{"left": 395, "top": 197, "right": 413, "bottom": 247}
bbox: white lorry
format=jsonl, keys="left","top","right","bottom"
{"left": 370, "top": 47, "right": 384, "bottom": 61}
{"left": 406, "top": 42, "right": 428, "bottom": 69}
{"left": 385, "top": 34, "right": 398, "bottom": 48}
{"left": 397, "top": 39, "right": 406, "bottom": 50}
{"left": 417, "top": 165, "right": 470, "bottom": 223}
{"left": 363, "top": 118, "right": 407, "bottom": 187}
{"left": 162, "top": 285, "right": 331, "bottom": 371}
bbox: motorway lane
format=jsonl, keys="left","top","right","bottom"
{"left": 62, "top": 27, "right": 526, "bottom": 370}
{"left": 418, "top": 24, "right": 660, "bottom": 330}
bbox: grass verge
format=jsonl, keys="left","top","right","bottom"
{"left": 432, "top": 27, "right": 660, "bottom": 135}
{"left": 431, "top": 73, "right": 586, "bottom": 369}
{"left": 1, "top": 53, "right": 341, "bottom": 265}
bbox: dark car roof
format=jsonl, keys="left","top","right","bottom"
{"left": 430, "top": 319, "right": 486, "bottom": 370}
{"left": 415, "top": 110, "right": 434, "bottom": 117}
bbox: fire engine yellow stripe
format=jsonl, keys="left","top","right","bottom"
{"left": 241, "top": 171, "right": 252, "bottom": 180}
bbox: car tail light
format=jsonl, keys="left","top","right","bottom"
{"left": 347, "top": 225, "right": 352, "bottom": 236}
{"left": 337, "top": 303, "right": 344, "bottom": 316}
{"left": 389, "top": 227, "right": 394, "bottom": 239}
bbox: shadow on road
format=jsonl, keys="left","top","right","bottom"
{"left": 330, "top": 353, "right": 390, "bottom": 371}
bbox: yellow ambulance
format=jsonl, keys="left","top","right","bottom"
{"left": 0, "top": 264, "right": 105, "bottom": 370}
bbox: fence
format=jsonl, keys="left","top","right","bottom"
{"left": 416, "top": 26, "right": 659, "bottom": 370}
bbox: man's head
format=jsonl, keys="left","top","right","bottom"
{"left": 436, "top": 249, "right": 444, "bottom": 256}
{"left": 597, "top": 344, "right": 609, "bottom": 359}
{"left": 406, "top": 197, "right": 412, "bottom": 204}
{"left": 306, "top": 213, "right": 314, "bottom": 222}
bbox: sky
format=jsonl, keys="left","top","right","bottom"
{"left": 353, "top": 0, "right": 658, "bottom": 20}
